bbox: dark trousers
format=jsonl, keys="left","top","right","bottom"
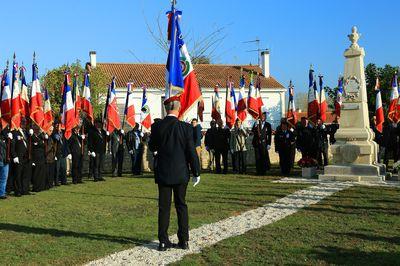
{"left": 46, "top": 162, "right": 56, "bottom": 188}
{"left": 88, "top": 156, "right": 94, "bottom": 178}
{"left": 231, "top": 152, "right": 237, "bottom": 172}
{"left": 12, "top": 163, "right": 23, "bottom": 195}
{"left": 112, "top": 149, "right": 124, "bottom": 176}
{"left": 384, "top": 145, "right": 398, "bottom": 167}
{"left": 279, "top": 150, "right": 291, "bottom": 175}
{"left": 71, "top": 153, "right": 83, "bottom": 183}
{"left": 56, "top": 158, "right": 67, "bottom": 185}
{"left": 32, "top": 163, "right": 46, "bottom": 192}
{"left": 158, "top": 183, "right": 189, "bottom": 244}
{"left": 254, "top": 145, "right": 270, "bottom": 175}
{"left": 93, "top": 152, "right": 105, "bottom": 181}
{"left": 6, "top": 167, "right": 15, "bottom": 193}
{"left": 233, "top": 151, "right": 247, "bottom": 174}
{"left": 317, "top": 144, "right": 329, "bottom": 167}
{"left": 133, "top": 147, "right": 143, "bottom": 175}
{"left": 215, "top": 150, "right": 228, "bottom": 174}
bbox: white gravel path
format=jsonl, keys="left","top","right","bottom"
{"left": 86, "top": 182, "right": 352, "bottom": 266}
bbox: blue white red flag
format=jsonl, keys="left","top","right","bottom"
{"left": 307, "top": 67, "right": 319, "bottom": 125}
{"left": 11, "top": 58, "right": 21, "bottom": 130}
{"left": 211, "top": 84, "right": 222, "bottom": 121}
{"left": 19, "top": 66, "right": 29, "bottom": 118}
{"left": 286, "top": 81, "right": 297, "bottom": 128}
{"left": 375, "top": 77, "right": 384, "bottom": 133}
{"left": 61, "top": 72, "right": 75, "bottom": 139}
{"left": 105, "top": 77, "right": 121, "bottom": 133}
{"left": 124, "top": 82, "right": 136, "bottom": 128}
{"left": 30, "top": 57, "right": 45, "bottom": 130}
{"left": 335, "top": 77, "right": 344, "bottom": 118}
{"left": 1, "top": 66, "right": 11, "bottom": 129}
{"left": 237, "top": 75, "right": 247, "bottom": 122}
{"left": 82, "top": 72, "right": 94, "bottom": 124}
{"left": 140, "top": 85, "right": 152, "bottom": 130}
{"left": 43, "top": 87, "right": 53, "bottom": 134}
{"left": 225, "top": 80, "right": 237, "bottom": 128}
{"left": 388, "top": 72, "right": 399, "bottom": 122}
{"left": 319, "top": 75, "right": 327, "bottom": 122}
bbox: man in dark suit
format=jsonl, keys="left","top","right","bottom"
{"left": 149, "top": 99, "right": 200, "bottom": 252}
{"left": 296, "top": 117, "right": 317, "bottom": 159}
{"left": 126, "top": 123, "right": 143, "bottom": 175}
{"left": 30, "top": 124, "right": 47, "bottom": 192}
{"left": 316, "top": 119, "right": 329, "bottom": 168}
{"left": 88, "top": 119, "right": 107, "bottom": 182}
{"left": 68, "top": 126, "right": 85, "bottom": 184}
{"left": 214, "top": 119, "right": 230, "bottom": 174}
{"left": 110, "top": 129, "right": 125, "bottom": 177}
{"left": 275, "top": 120, "right": 296, "bottom": 175}
{"left": 252, "top": 111, "right": 272, "bottom": 175}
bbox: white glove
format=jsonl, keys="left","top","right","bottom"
{"left": 67, "top": 154, "right": 72, "bottom": 160}
{"left": 154, "top": 151, "right": 158, "bottom": 156}
{"left": 88, "top": 151, "right": 92, "bottom": 156}
{"left": 267, "top": 145, "right": 271, "bottom": 150}
{"left": 290, "top": 128, "right": 294, "bottom": 132}
{"left": 17, "top": 136, "right": 22, "bottom": 140}
{"left": 13, "top": 157, "right": 19, "bottom": 164}
{"left": 44, "top": 134, "right": 49, "bottom": 139}
{"left": 297, "top": 149, "right": 301, "bottom": 152}
{"left": 193, "top": 176, "right": 201, "bottom": 187}
{"left": 29, "top": 129, "right": 34, "bottom": 135}
{"left": 55, "top": 156, "right": 58, "bottom": 161}
{"left": 140, "top": 132, "right": 144, "bottom": 137}
{"left": 129, "top": 150, "right": 134, "bottom": 154}
{"left": 106, "top": 131, "right": 110, "bottom": 136}
{"left": 32, "top": 162, "right": 36, "bottom": 166}
{"left": 322, "top": 124, "right": 326, "bottom": 129}
{"left": 7, "top": 133, "right": 13, "bottom": 140}
{"left": 120, "top": 129, "right": 125, "bottom": 134}
{"left": 91, "top": 152, "right": 96, "bottom": 158}
{"left": 81, "top": 135, "right": 86, "bottom": 140}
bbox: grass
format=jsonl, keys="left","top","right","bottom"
{"left": 176, "top": 185, "right": 400, "bottom": 265}
{"left": 0, "top": 170, "right": 308, "bottom": 265}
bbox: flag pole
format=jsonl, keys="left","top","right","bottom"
{"left": 5, "top": 59, "right": 11, "bottom": 162}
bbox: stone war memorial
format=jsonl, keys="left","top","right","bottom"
{"left": 319, "top": 26, "right": 385, "bottom": 182}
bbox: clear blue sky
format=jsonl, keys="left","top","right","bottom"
{"left": 1, "top": 0, "right": 399, "bottom": 93}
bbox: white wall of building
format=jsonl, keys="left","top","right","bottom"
{"left": 114, "top": 87, "right": 286, "bottom": 130}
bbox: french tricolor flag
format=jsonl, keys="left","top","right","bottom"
{"left": 307, "top": 67, "right": 319, "bottom": 125}
{"left": 388, "top": 72, "right": 399, "bottom": 123}
{"left": 211, "top": 84, "right": 221, "bottom": 121}
{"left": 375, "top": 77, "right": 384, "bottom": 133}
{"left": 1, "top": 66, "right": 11, "bottom": 129}
{"left": 82, "top": 72, "right": 94, "bottom": 124}
{"left": 319, "top": 75, "right": 327, "bottom": 123}
{"left": 256, "top": 75, "right": 264, "bottom": 116}
{"left": 237, "top": 75, "right": 247, "bottom": 122}
{"left": 61, "top": 72, "right": 76, "bottom": 139}
{"left": 140, "top": 85, "right": 152, "bottom": 130}
{"left": 105, "top": 77, "right": 121, "bottom": 133}
{"left": 335, "top": 77, "right": 344, "bottom": 118}
{"left": 124, "top": 82, "right": 136, "bottom": 128}
{"left": 11, "top": 57, "right": 21, "bottom": 130}
{"left": 20, "top": 66, "right": 29, "bottom": 119}
{"left": 72, "top": 73, "right": 82, "bottom": 127}
{"left": 30, "top": 57, "right": 45, "bottom": 130}
{"left": 43, "top": 87, "right": 53, "bottom": 134}
{"left": 286, "top": 80, "right": 297, "bottom": 128}
{"left": 225, "top": 80, "right": 237, "bottom": 129}
{"left": 247, "top": 73, "right": 259, "bottom": 119}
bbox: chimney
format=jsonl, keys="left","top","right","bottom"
{"left": 89, "top": 51, "right": 97, "bottom": 68}
{"left": 260, "top": 49, "right": 270, "bottom": 78}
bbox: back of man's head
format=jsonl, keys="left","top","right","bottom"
{"left": 164, "top": 100, "right": 181, "bottom": 115}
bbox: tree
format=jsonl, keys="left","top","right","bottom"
{"left": 294, "top": 92, "right": 308, "bottom": 112}
{"left": 365, "top": 63, "right": 398, "bottom": 119}
{"left": 42, "top": 60, "right": 109, "bottom": 121}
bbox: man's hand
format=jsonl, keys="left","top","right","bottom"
{"left": 120, "top": 129, "right": 125, "bottom": 134}
{"left": 267, "top": 145, "right": 271, "bottom": 150}
{"left": 129, "top": 150, "right": 134, "bottom": 155}
{"left": 193, "top": 176, "right": 200, "bottom": 187}
{"left": 44, "top": 134, "right": 49, "bottom": 140}
{"left": 106, "top": 131, "right": 110, "bottom": 136}
{"left": 81, "top": 135, "right": 86, "bottom": 140}
{"left": 91, "top": 152, "right": 96, "bottom": 158}
{"left": 67, "top": 154, "right": 72, "bottom": 160}
{"left": 7, "top": 133, "right": 13, "bottom": 140}
{"left": 55, "top": 156, "right": 58, "bottom": 161}
{"left": 29, "top": 129, "right": 34, "bottom": 136}
{"left": 13, "top": 157, "right": 19, "bottom": 164}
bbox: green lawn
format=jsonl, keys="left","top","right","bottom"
{"left": 176, "top": 185, "right": 400, "bottom": 265}
{"left": 0, "top": 171, "right": 307, "bottom": 265}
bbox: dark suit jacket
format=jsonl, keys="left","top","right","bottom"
{"left": 31, "top": 133, "right": 46, "bottom": 164}
{"left": 88, "top": 126, "right": 107, "bottom": 154}
{"left": 68, "top": 133, "right": 82, "bottom": 156}
{"left": 11, "top": 130, "right": 29, "bottom": 163}
{"left": 252, "top": 120, "right": 272, "bottom": 147}
{"left": 149, "top": 116, "right": 200, "bottom": 185}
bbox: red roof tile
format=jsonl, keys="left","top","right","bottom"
{"left": 97, "top": 63, "right": 284, "bottom": 89}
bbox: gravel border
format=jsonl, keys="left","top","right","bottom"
{"left": 86, "top": 182, "right": 352, "bottom": 266}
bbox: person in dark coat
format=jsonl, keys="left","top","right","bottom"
{"left": 0, "top": 127, "right": 11, "bottom": 199}
{"left": 275, "top": 120, "right": 296, "bottom": 175}
{"left": 110, "top": 129, "right": 125, "bottom": 177}
{"left": 383, "top": 122, "right": 399, "bottom": 167}
{"left": 45, "top": 126, "right": 57, "bottom": 189}
{"left": 296, "top": 117, "right": 317, "bottom": 159}
{"left": 53, "top": 123, "right": 71, "bottom": 185}
{"left": 191, "top": 118, "right": 203, "bottom": 161}
{"left": 204, "top": 120, "right": 217, "bottom": 171}
{"left": 10, "top": 119, "right": 31, "bottom": 196}
{"left": 30, "top": 124, "right": 47, "bottom": 192}
{"left": 126, "top": 123, "right": 143, "bottom": 175}
{"left": 372, "top": 116, "right": 385, "bottom": 164}
{"left": 68, "top": 126, "right": 84, "bottom": 184}
{"left": 148, "top": 99, "right": 200, "bottom": 251}
{"left": 327, "top": 118, "right": 339, "bottom": 145}
{"left": 88, "top": 119, "right": 107, "bottom": 182}
{"left": 316, "top": 119, "right": 329, "bottom": 168}
{"left": 252, "top": 111, "right": 272, "bottom": 175}
{"left": 214, "top": 119, "right": 230, "bottom": 174}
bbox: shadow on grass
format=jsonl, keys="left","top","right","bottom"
{"left": 312, "top": 246, "right": 400, "bottom": 265}
{"left": 51, "top": 190, "right": 157, "bottom": 201}
{"left": 0, "top": 222, "right": 147, "bottom": 245}
{"left": 330, "top": 232, "right": 400, "bottom": 245}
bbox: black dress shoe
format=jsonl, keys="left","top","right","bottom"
{"left": 0, "top": 195, "right": 7, "bottom": 199}
{"left": 158, "top": 242, "right": 174, "bottom": 251}
{"left": 177, "top": 241, "right": 189, "bottom": 250}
